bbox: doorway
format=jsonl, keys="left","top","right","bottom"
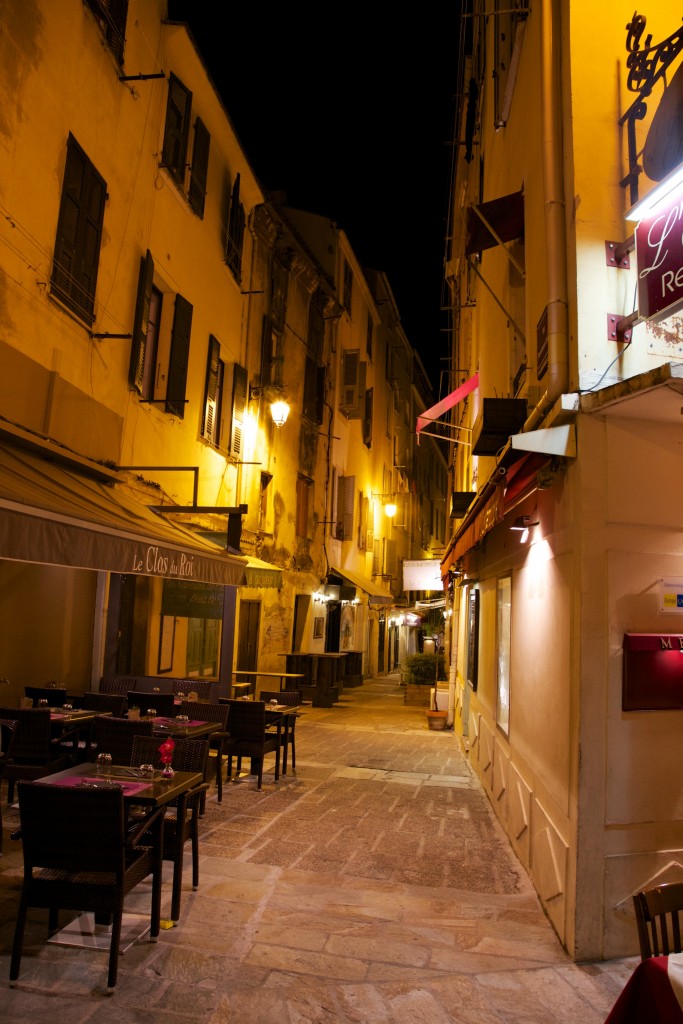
{"left": 237, "top": 600, "right": 260, "bottom": 672}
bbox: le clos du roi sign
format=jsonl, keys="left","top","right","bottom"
{"left": 635, "top": 183, "right": 683, "bottom": 323}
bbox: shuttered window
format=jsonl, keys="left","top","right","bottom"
{"left": 85, "top": 0, "right": 128, "bottom": 64}
{"left": 165, "top": 294, "right": 193, "bottom": 418}
{"left": 202, "top": 334, "right": 223, "bottom": 445}
{"left": 229, "top": 363, "right": 247, "bottom": 458}
{"left": 336, "top": 475, "right": 355, "bottom": 541}
{"left": 51, "top": 134, "right": 106, "bottom": 325}
{"left": 129, "top": 250, "right": 155, "bottom": 393}
{"left": 162, "top": 74, "right": 192, "bottom": 187}
{"left": 363, "top": 387, "right": 373, "bottom": 448}
{"left": 225, "top": 173, "right": 245, "bottom": 281}
{"left": 340, "top": 351, "right": 366, "bottom": 418}
{"left": 188, "top": 117, "right": 210, "bottom": 217}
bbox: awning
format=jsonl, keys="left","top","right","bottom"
{"left": 416, "top": 373, "right": 479, "bottom": 439}
{"left": 330, "top": 565, "right": 393, "bottom": 605}
{"left": 244, "top": 555, "right": 282, "bottom": 589}
{"left": 0, "top": 444, "right": 247, "bottom": 586}
{"left": 465, "top": 190, "right": 524, "bottom": 255}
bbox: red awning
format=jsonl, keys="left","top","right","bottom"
{"left": 416, "top": 373, "right": 479, "bottom": 438}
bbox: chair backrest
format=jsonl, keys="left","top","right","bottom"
{"left": 260, "top": 690, "right": 302, "bottom": 707}
{"left": 129, "top": 691, "right": 175, "bottom": 717}
{"left": 131, "top": 734, "right": 209, "bottom": 776}
{"left": 24, "top": 685, "right": 67, "bottom": 707}
{"left": 82, "top": 691, "right": 127, "bottom": 717}
{"left": 0, "top": 706, "right": 53, "bottom": 762}
{"left": 17, "top": 780, "right": 126, "bottom": 873}
{"left": 92, "top": 715, "right": 153, "bottom": 766}
{"left": 100, "top": 676, "right": 136, "bottom": 695}
{"left": 633, "top": 882, "right": 683, "bottom": 958}
{"left": 172, "top": 679, "right": 212, "bottom": 700}
{"left": 224, "top": 699, "right": 266, "bottom": 741}
{"left": 177, "top": 700, "right": 229, "bottom": 730}
{"left": 0, "top": 718, "right": 19, "bottom": 760}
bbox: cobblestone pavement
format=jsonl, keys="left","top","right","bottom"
{"left": 0, "top": 675, "right": 635, "bottom": 1022}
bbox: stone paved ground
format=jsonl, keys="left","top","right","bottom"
{"left": 0, "top": 675, "right": 636, "bottom": 1022}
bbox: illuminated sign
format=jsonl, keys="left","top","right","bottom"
{"left": 633, "top": 171, "right": 683, "bottom": 323}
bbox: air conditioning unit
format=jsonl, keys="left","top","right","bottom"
{"left": 471, "top": 398, "right": 527, "bottom": 456}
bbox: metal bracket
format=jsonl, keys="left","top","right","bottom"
{"left": 607, "top": 311, "right": 641, "bottom": 343}
{"left": 605, "top": 237, "right": 634, "bottom": 269}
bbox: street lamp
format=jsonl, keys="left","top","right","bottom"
{"left": 249, "top": 385, "right": 290, "bottom": 427}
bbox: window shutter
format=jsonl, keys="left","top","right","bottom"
{"left": 202, "top": 334, "right": 221, "bottom": 444}
{"left": 85, "top": 0, "right": 128, "bottom": 64}
{"left": 225, "top": 173, "right": 245, "bottom": 279}
{"left": 162, "top": 74, "right": 191, "bottom": 185}
{"left": 129, "top": 250, "right": 154, "bottom": 392}
{"left": 188, "top": 117, "right": 210, "bottom": 217}
{"left": 337, "top": 474, "right": 355, "bottom": 541}
{"left": 166, "top": 293, "right": 193, "bottom": 418}
{"left": 359, "top": 493, "right": 368, "bottom": 550}
{"left": 260, "top": 315, "right": 274, "bottom": 387}
{"left": 372, "top": 538, "right": 381, "bottom": 576}
{"left": 362, "top": 387, "right": 373, "bottom": 447}
{"left": 230, "top": 363, "right": 247, "bottom": 458}
{"left": 52, "top": 134, "right": 106, "bottom": 324}
{"left": 385, "top": 539, "right": 398, "bottom": 580}
{"left": 341, "top": 352, "right": 367, "bottom": 417}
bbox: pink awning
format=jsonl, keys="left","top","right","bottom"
{"left": 416, "top": 373, "right": 479, "bottom": 438}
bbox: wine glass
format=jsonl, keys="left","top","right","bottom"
{"left": 96, "top": 752, "right": 112, "bottom": 776}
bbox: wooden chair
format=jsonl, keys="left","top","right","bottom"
{"left": 177, "top": 700, "right": 230, "bottom": 804}
{"left": 224, "top": 699, "right": 280, "bottom": 789}
{"left": 24, "top": 685, "right": 67, "bottom": 707}
{"left": 9, "top": 780, "right": 164, "bottom": 993}
{"left": 0, "top": 706, "right": 74, "bottom": 803}
{"left": 172, "top": 679, "right": 212, "bottom": 700}
{"left": 0, "top": 718, "right": 18, "bottom": 854}
{"left": 90, "top": 715, "right": 153, "bottom": 767}
{"left": 633, "top": 882, "right": 683, "bottom": 959}
{"left": 261, "top": 689, "right": 302, "bottom": 773}
{"left": 130, "top": 735, "right": 209, "bottom": 922}
{"left": 99, "top": 676, "right": 136, "bottom": 695}
{"left": 129, "top": 691, "right": 175, "bottom": 718}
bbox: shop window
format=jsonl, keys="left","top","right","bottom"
{"left": 161, "top": 74, "right": 192, "bottom": 188}
{"left": 51, "top": 134, "right": 106, "bottom": 325}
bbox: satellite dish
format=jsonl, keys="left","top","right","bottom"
{"left": 642, "top": 62, "right": 683, "bottom": 182}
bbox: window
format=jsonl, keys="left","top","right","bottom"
{"left": 340, "top": 350, "right": 366, "bottom": 418}
{"left": 225, "top": 173, "right": 246, "bottom": 281}
{"left": 362, "top": 387, "right": 373, "bottom": 448}
{"left": 162, "top": 74, "right": 192, "bottom": 187}
{"left": 303, "top": 356, "right": 324, "bottom": 424}
{"left": 229, "top": 363, "right": 247, "bottom": 459}
{"left": 366, "top": 311, "right": 373, "bottom": 361}
{"left": 201, "top": 335, "right": 224, "bottom": 445}
{"left": 165, "top": 294, "right": 193, "bottom": 418}
{"left": 496, "top": 576, "right": 512, "bottom": 735}
{"left": 358, "top": 493, "right": 369, "bottom": 550}
{"left": 188, "top": 117, "right": 210, "bottom": 217}
{"left": 51, "top": 134, "right": 106, "bottom": 324}
{"left": 296, "top": 476, "right": 311, "bottom": 539}
{"left": 335, "top": 475, "right": 355, "bottom": 541}
{"left": 270, "top": 255, "right": 288, "bottom": 329}
{"left": 85, "top": 0, "right": 128, "bottom": 64}
{"left": 342, "top": 260, "right": 353, "bottom": 316}
{"left": 307, "top": 287, "right": 325, "bottom": 359}
{"left": 259, "top": 472, "right": 272, "bottom": 533}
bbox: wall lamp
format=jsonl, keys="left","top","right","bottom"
{"left": 372, "top": 493, "right": 397, "bottom": 517}
{"left": 249, "top": 384, "right": 290, "bottom": 427}
{"left": 510, "top": 515, "right": 539, "bottom": 543}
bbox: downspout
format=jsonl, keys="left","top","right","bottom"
{"left": 524, "top": 0, "right": 569, "bottom": 432}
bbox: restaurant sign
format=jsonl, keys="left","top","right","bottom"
{"left": 634, "top": 179, "right": 683, "bottom": 323}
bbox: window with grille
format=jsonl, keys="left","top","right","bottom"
{"left": 51, "top": 134, "right": 106, "bottom": 325}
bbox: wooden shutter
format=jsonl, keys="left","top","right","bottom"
{"left": 385, "top": 539, "right": 398, "bottom": 580}
{"left": 165, "top": 294, "right": 193, "bottom": 418}
{"left": 188, "top": 117, "right": 210, "bottom": 217}
{"left": 202, "top": 334, "right": 221, "bottom": 444}
{"left": 229, "top": 363, "right": 247, "bottom": 458}
{"left": 336, "top": 475, "right": 355, "bottom": 541}
{"left": 129, "top": 250, "right": 154, "bottom": 392}
{"left": 162, "top": 74, "right": 191, "bottom": 184}
{"left": 359, "top": 493, "right": 368, "bottom": 550}
{"left": 363, "top": 387, "right": 373, "bottom": 447}
{"left": 85, "top": 0, "right": 128, "bottom": 64}
{"left": 226, "top": 173, "right": 245, "bottom": 278}
{"left": 52, "top": 134, "right": 106, "bottom": 324}
{"left": 372, "top": 538, "right": 381, "bottom": 576}
{"left": 341, "top": 352, "right": 367, "bottom": 417}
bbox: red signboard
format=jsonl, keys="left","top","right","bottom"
{"left": 635, "top": 189, "right": 683, "bottom": 323}
{"left": 623, "top": 633, "right": 683, "bottom": 710}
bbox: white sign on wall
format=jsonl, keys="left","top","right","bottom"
{"left": 659, "top": 577, "right": 683, "bottom": 613}
{"left": 403, "top": 559, "right": 443, "bottom": 591}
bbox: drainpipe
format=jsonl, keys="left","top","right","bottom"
{"left": 524, "top": 0, "right": 569, "bottom": 432}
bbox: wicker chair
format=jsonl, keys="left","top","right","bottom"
{"left": 172, "top": 679, "right": 212, "bottom": 700}
{"left": 0, "top": 706, "right": 74, "bottom": 803}
{"left": 130, "top": 735, "right": 209, "bottom": 922}
{"left": 24, "top": 685, "right": 67, "bottom": 707}
{"left": 89, "top": 715, "right": 153, "bottom": 767}
{"left": 0, "top": 718, "right": 18, "bottom": 854}
{"left": 224, "top": 699, "right": 280, "bottom": 789}
{"left": 176, "top": 700, "right": 230, "bottom": 804}
{"left": 83, "top": 691, "right": 128, "bottom": 717}
{"left": 633, "top": 882, "right": 683, "bottom": 959}
{"left": 9, "top": 780, "right": 164, "bottom": 992}
{"left": 57, "top": 692, "right": 129, "bottom": 762}
{"left": 260, "top": 689, "right": 302, "bottom": 773}
{"left": 129, "top": 691, "right": 175, "bottom": 718}
{"left": 99, "top": 676, "right": 136, "bottom": 695}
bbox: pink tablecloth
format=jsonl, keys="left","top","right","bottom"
{"left": 45, "top": 775, "right": 149, "bottom": 797}
{"left": 605, "top": 954, "right": 683, "bottom": 1023}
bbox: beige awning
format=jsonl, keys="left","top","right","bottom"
{"left": 0, "top": 444, "right": 247, "bottom": 586}
{"left": 244, "top": 555, "right": 283, "bottom": 589}
{"left": 330, "top": 565, "right": 393, "bottom": 605}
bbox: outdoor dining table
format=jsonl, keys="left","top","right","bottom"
{"left": 150, "top": 715, "right": 221, "bottom": 740}
{"left": 233, "top": 670, "right": 306, "bottom": 695}
{"left": 33, "top": 760, "right": 203, "bottom": 950}
{"left": 603, "top": 953, "right": 683, "bottom": 1023}
{"left": 263, "top": 702, "right": 302, "bottom": 775}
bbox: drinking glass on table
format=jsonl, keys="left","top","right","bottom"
{"left": 96, "top": 752, "right": 112, "bottom": 776}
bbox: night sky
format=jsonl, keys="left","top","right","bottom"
{"left": 166, "top": 4, "right": 461, "bottom": 395}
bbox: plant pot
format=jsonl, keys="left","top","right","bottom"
{"left": 426, "top": 709, "right": 448, "bottom": 731}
